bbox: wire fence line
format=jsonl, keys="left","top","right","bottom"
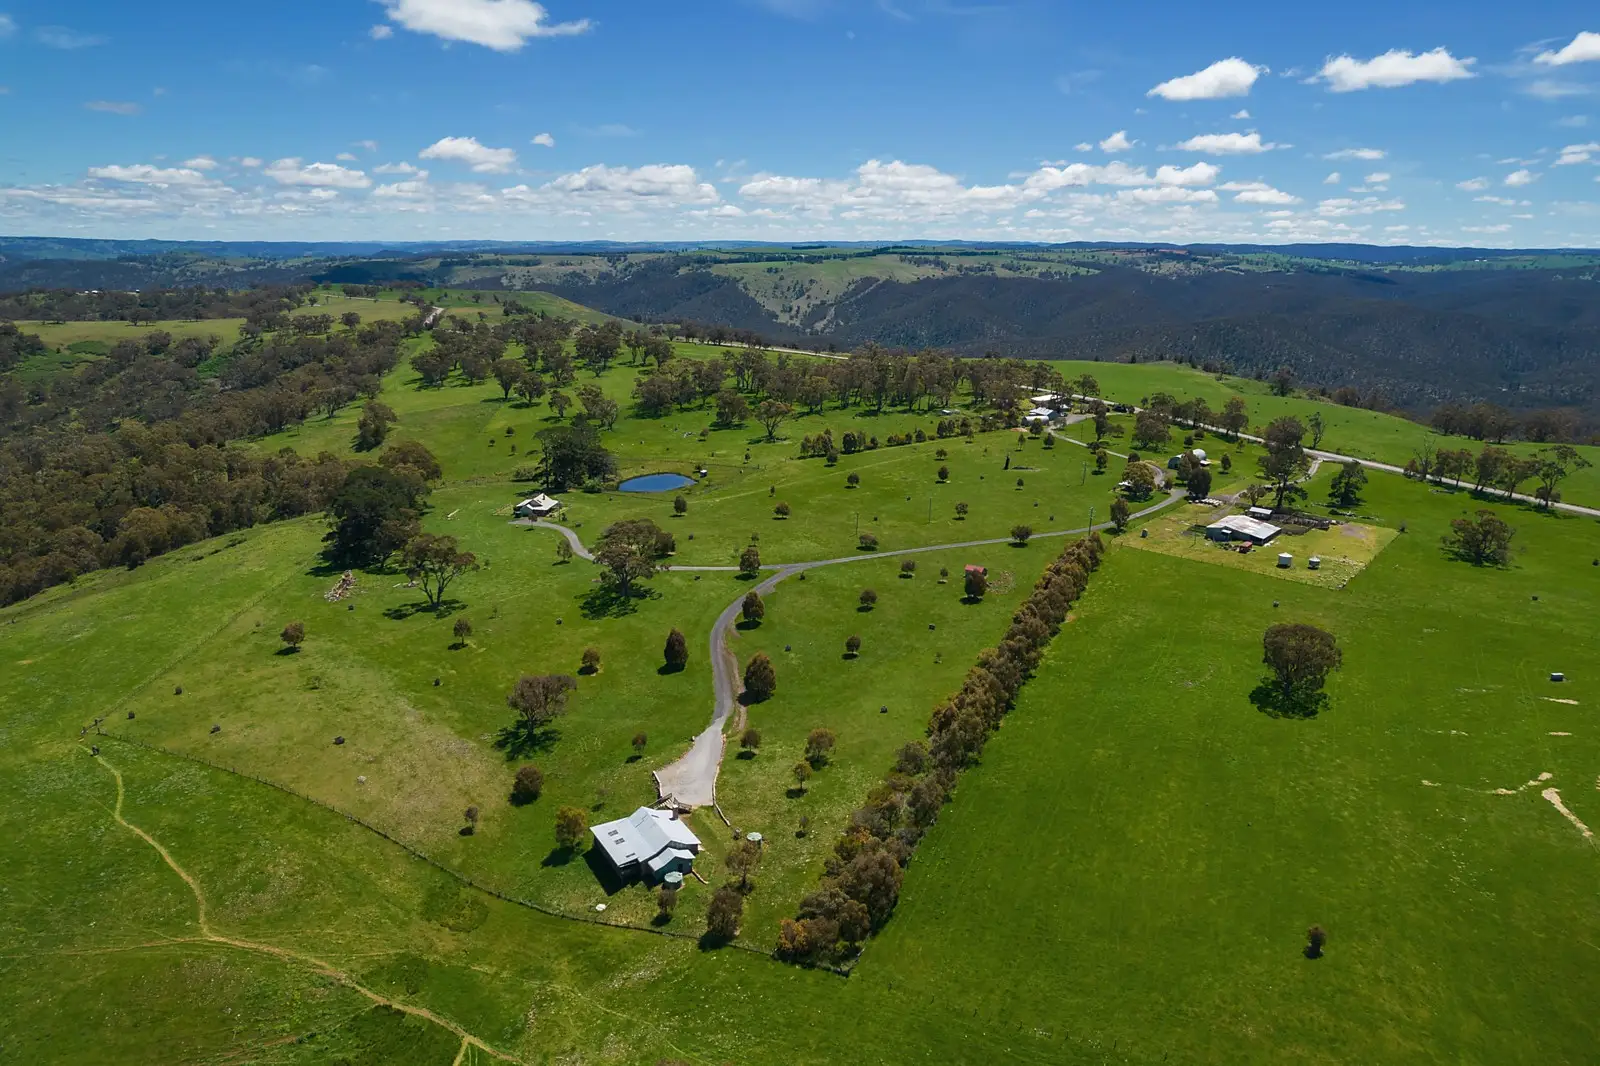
{"left": 90, "top": 730, "right": 831, "bottom": 968}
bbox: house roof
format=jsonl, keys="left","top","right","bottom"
{"left": 590, "top": 807, "right": 701, "bottom": 869}
{"left": 517, "top": 493, "right": 560, "bottom": 511}
{"left": 1208, "top": 514, "right": 1282, "bottom": 541}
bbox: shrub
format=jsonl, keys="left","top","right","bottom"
{"left": 280, "top": 621, "right": 305, "bottom": 651}
{"left": 846, "top": 472, "right": 860, "bottom": 488}
{"left": 511, "top": 764, "right": 544, "bottom": 804}
{"left": 845, "top": 635, "right": 862, "bottom": 657}
{"left": 858, "top": 532, "right": 878, "bottom": 550}
{"left": 964, "top": 568, "right": 988, "bottom": 600}
{"left": 900, "top": 559, "right": 916, "bottom": 577}
{"left": 673, "top": 495, "right": 688, "bottom": 515}
{"left": 452, "top": 617, "right": 473, "bottom": 646}
{"left": 858, "top": 588, "right": 878, "bottom": 609}
{"left": 739, "top": 545, "right": 761, "bottom": 576}
{"left": 937, "top": 465, "right": 950, "bottom": 482}
{"left": 805, "top": 728, "right": 837, "bottom": 768}
{"left": 706, "top": 884, "right": 743, "bottom": 942}
{"left": 581, "top": 646, "right": 602, "bottom": 674}
{"left": 1306, "top": 925, "right": 1328, "bottom": 959}
{"left": 663, "top": 628, "right": 689, "bottom": 670}
{"left": 553, "top": 806, "right": 587, "bottom": 851}
{"left": 1011, "top": 524, "right": 1033, "bottom": 544}
{"left": 791, "top": 761, "right": 813, "bottom": 791}
{"left": 631, "top": 732, "right": 648, "bottom": 755}
{"left": 774, "top": 501, "right": 791, "bottom": 519}
{"left": 954, "top": 502, "right": 969, "bottom": 519}
{"left": 740, "top": 727, "right": 761, "bottom": 753}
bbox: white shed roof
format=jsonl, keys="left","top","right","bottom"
{"left": 591, "top": 807, "right": 701, "bottom": 869}
{"left": 1208, "top": 514, "right": 1282, "bottom": 541}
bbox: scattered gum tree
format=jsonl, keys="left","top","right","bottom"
{"left": 662, "top": 628, "right": 689, "bottom": 670}
{"left": 507, "top": 674, "right": 578, "bottom": 731}
{"left": 593, "top": 518, "right": 672, "bottom": 597}
{"left": 858, "top": 588, "right": 878, "bottom": 609}
{"left": 1011, "top": 524, "right": 1033, "bottom": 545}
{"left": 581, "top": 646, "right": 601, "bottom": 674}
{"left": 791, "top": 760, "right": 813, "bottom": 791}
{"left": 631, "top": 732, "right": 648, "bottom": 756}
{"left": 280, "top": 621, "right": 305, "bottom": 651}
{"left": 401, "top": 533, "right": 479, "bottom": 612}
{"left": 739, "top": 727, "right": 761, "bottom": 754}
{"left": 452, "top": 617, "right": 473, "bottom": 647}
{"left": 963, "top": 567, "right": 988, "bottom": 600}
{"left": 954, "top": 501, "right": 970, "bottom": 519}
{"left": 774, "top": 501, "right": 791, "bottom": 519}
{"left": 847, "top": 472, "right": 861, "bottom": 488}
{"left": 1306, "top": 925, "right": 1328, "bottom": 959}
{"left": 1257, "top": 623, "right": 1342, "bottom": 717}
{"left": 739, "top": 545, "right": 762, "bottom": 576}
{"left": 1444, "top": 509, "right": 1515, "bottom": 566}
{"left": 858, "top": 532, "right": 878, "bottom": 550}
{"left": 845, "top": 635, "right": 862, "bottom": 657}
{"left": 1329, "top": 460, "right": 1368, "bottom": 507}
{"left": 673, "top": 494, "right": 688, "bottom": 516}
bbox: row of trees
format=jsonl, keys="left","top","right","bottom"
{"left": 1430, "top": 400, "right": 1592, "bottom": 446}
{"left": 0, "top": 283, "right": 314, "bottom": 325}
{"left": 776, "top": 533, "right": 1106, "bottom": 965}
{"left": 1406, "top": 440, "right": 1590, "bottom": 508}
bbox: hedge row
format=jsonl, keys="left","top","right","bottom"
{"left": 776, "top": 532, "right": 1106, "bottom": 965}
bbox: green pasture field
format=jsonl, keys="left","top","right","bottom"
{"left": 6, "top": 317, "right": 1600, "bottom": 1062}
{"left": 1054, "top": 359, "right": 1600, "bottom": 508}
{"left": 869, "top": 469, "right": 1600, "bottom": 1065}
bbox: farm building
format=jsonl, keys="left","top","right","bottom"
{"left": 590, "top": 807, "right": 702, "bottom": 883}
{"left": 1205, "top": 514, "right": 1282, "bottom": 545}
{"left": 965, "top": 564, "right": 989, "bottom": 577}
{"left": 514, "top": 493, "right": 561, "bottom": 518}
{"left": 1167, "top": 448, "right": 1212, "bottom": 469}
{"left": 1023, "top": 407, "right": 1055, "bottom": 423}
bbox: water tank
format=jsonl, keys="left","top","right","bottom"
{"left": 1191, "top": 449, "right": 1207, "bottom": 462}
{"left": 1277, "top": 553, "right": 1294, "bottom": 569}
{"left": 1308, "top": 556, "right": 1322, "bottom": 570}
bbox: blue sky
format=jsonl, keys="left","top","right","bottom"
{"left": 1, "top": 0, "right": 1599, "bottom": 246}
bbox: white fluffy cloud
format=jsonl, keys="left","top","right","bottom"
{"left": 1174, "top": 132, "right": 1279, "bottom": 155}
{"left": 370, "top": 24, "right": 394, "bottom": 40}
{"left": 1474, "top": 195, "right": 1530, "bottom": 206}
{"left": 1231, "top": 109, "right": 1251, "bottom": 120}
{"left": 1364, "top": 171, "right": 1392, "bottom": 184}
{"left": 1535, "top": 31, "right": 1600, "bottom": 67}
{"left": 503, "top": 164, "right": 719, "bottom": 213}
{"left": 1024, "top": 160, "right": 1220, "bottom": 192}
{"left": 378, "top": 0, "right": 591, "bottom": 52}
{"left": 1456, "top": 176, "right": 1489, "bottom": 191}
{"left": 1324, "top": 171, "right": 1341, "bottom": 184}
{"left": 1148, "top": 57, "right": 1264, "bottom": 100}
{"left": 87, "top": 164, "right": 214, "bottom": 186}
{"left": 1116, "top": 186, "right": 1218, "bottom": 204}
{"left": 182, "top": 156, "right": 218, "bottom": 171}
{"left": 1554, "top": 143, "right": 1599, "bottom": 165}
{"left": 374, "top": 162, "right": 429, "bottom": 177}
{"left": 1324, "top": 147, "right": 1385, "bottom": 161}
{"left": 419, "top": 136, "right": 518, "bottom": 173}
{"left": 264, "top": 158, "right": 372, "bottom": 188}
{"left": 532, "top": 132, "right": 556, "bottom": 148}
{"left": 1504, "top": 169, "right": 1538, "bottom": 186}
{"left": 1317, "top": 197, "right": 1405, "bottom": 216}
{"left": 1220, "top": 181, "right": 1301, "bottom": 205}
{"left": 239, "top": 157, "right": 263, "bottom": 168}
{"left": 1315, "top": 48, "right": 1475, "bottom": 92}
{"left": 1099, "top": 130, "right": 1132, "bottom": 153}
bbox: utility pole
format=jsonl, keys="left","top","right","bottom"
{"left": 1088, "top": 505, "right": 1096, "bottom": 531}
{"left": 1081, "top": 462, "right": 1087, "bottom": 486}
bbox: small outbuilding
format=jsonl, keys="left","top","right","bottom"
{"left": 965, "top": 564, "right": 989, "bottom": 577}
{"left": 1277, "top": 552, "right": 1294, "bottom": 569}
{"left": 1205, "top": 514, "right": 1282, "bottom": 546}
{"left": 1247, "top": 506, "right": 1275, "bottom": 520}
{"left": 1024, "top": 407, "right": 1055, "bottom": 423}
{"left": 590, "top": 807, "right": 702, "bottom": 884}
{"left": 514, "top": 493, "right": 561, "bottom": 519}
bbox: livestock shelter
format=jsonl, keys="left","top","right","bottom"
{"left": 1205, "top": 514, "right": 1282, "bottom": 546}
{"left": 590, "top": 807, "right": 702, "bottom": 884}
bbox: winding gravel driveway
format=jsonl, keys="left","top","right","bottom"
{"left": 523, "top": 487, "right": 1186, "bottom": 809}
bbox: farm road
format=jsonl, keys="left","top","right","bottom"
{"left": 528, "top": 487, "right": 1184, "bottom": 809}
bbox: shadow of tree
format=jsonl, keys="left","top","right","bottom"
{"left": 541, "top": 846, "right": 579, "bottom": 869}
{"left": 656, "top": 663, "right": 686, "bottom": 676}
{"left": 494, "top": 720, "right": 562, "bottom": 759}
{"left": 384, "top": 598, "right": 466, "bottom": 621}
{"left": 1249, "top": 680, "right": 1327, "bottom": 719}
{"left": 735, "top": 619, "right": 761, "bottom": 631}
{"left": 580, "top": 584, "right": 657, "bottom": 620}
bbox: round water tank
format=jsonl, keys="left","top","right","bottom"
{"left": 1277, "top": 553, "right": 1293, "bottom": 568}
{"left": 1191, "top": 449, "right": 1207, "bottom": 461}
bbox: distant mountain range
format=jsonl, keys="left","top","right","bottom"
{"left": 3, "top": 237, "right": 1598, "bottom": 417}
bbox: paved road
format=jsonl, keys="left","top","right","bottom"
{"left": 523, "top": 488, "right": 1185, "bottom": 810}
